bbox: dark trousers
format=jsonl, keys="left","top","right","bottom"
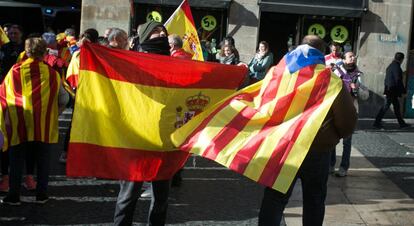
{"left": 8, "top": 142, "right": 51, "bottom": 197}
{"left": 1, "top": 149, "right": 8, "bottom": 175}
{"left": 330, "top": 135, "right": 352, "bottom": 170}
{"left": 258, "top": 150, "right": 330, "bottom": 226}
{"left": 114, "top": 179, "right": 170, "bottom": 226}
{"left": 375, "top": 95, "right": 405, "bottom": 125}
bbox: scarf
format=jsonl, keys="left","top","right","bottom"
{"left": 139, "top": 37, "right": 170, "bottom": 56}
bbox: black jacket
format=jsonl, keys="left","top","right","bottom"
{"left": 384, "top": 60, "right": 405, "bottom": 97}
{"left": 0, "top": 42, "right": 24, "bottom": 82}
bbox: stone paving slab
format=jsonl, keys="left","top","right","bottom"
{"left": 284, "top": 144, "right": 414, "bottom": 226}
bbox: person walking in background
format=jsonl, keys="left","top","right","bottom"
{"left": 373, "top": 52, "right": 410, "bottom": 129}
{"left": 0, "top": 37, "right": 69, "bottom": 205}
{"left": 246, "top": 41, "right": 273, "bottom": 84}
{"left": 330, "top": 51, "right": 363, "bottom": 177}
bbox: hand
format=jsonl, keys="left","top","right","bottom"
{"left": 237, "top": 62, "right": 248, "bottom": 68}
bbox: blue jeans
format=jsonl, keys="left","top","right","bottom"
{"left": 330, "top": 135, "right": 352, "bottom": 170}
{"left": 8, "top": 142, "right": 51, "bottom": 197}
{"left": 258, "top": 150, "right": 330, "bottom": 226}
{"left": 114, "top": 179, "right": 170, "bottom": 226}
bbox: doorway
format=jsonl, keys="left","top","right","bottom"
{"left": 258, "top": 12, "right": 300, "bottom": 64}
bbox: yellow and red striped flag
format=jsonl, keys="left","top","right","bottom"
{"left": 0, "top": 26, "right": 9, "bottom": 47}
{"left": 0, "top": 58, "right": 61, "bottom": 150}
{"left": 66, "top": 43, "right": 246, "bottom": 181}
{"left": 172, "top": 45, "right": 343, "bottom": 193}
{"left": 164, "top": 0, "right": 204, "bottom": 61}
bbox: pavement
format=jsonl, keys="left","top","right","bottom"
{"left": 284, "top": 118, "right": 414, "bottom": 226}
{"left": 0, "top": 117, "right": 413, "bottom": 225}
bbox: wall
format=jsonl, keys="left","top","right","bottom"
{"left": 228, "top": 0, "right": 260, "bottom": 63}
{"left": 80, "top": 0, "right": 131, "bottom": 36}
{"left": 358, "top": 0, "right": 413, "bottom": 117}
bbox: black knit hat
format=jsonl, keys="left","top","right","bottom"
{"left": 138, "top": 21, "right": 164, "bottom": 43}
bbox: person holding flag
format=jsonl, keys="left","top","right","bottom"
{"left": 164, "top": 0, "right": 204, "bottom": 61}
{"left": 171, "top": 35, "right": 357, "bottom": 226}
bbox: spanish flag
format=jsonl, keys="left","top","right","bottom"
{"left": 0, "top": 58, "right": 61, "bottom": 150}
{"left": 0, "top": 26, "right": 10, "bottom": 47}
{"left": 66, "top": 43, "right": 246, "bottom": 181}
{"left": 164, "top": 0, "right": 204, "bottom": 61}
{"left": 172, "top": 45, "right": 343, "bottom": 193}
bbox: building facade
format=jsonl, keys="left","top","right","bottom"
{"left": 80, "top": 0, "right": 414, "bottom": 117}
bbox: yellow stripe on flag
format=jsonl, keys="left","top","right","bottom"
{"left": 0, "top": 26, "right": 10, "bottom": 47}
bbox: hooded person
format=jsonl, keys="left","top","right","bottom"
{"left": 137, "top": 21, "right": 170, "bottom": 55}
{"left": 113, "top": 21, "right": 173, "bottom": 226}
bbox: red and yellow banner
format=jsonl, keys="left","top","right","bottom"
{"left": 172, "top": 45, "right": 343, "bottom": 193}
{"left": 164, "top": 0, "right": 204, "bottom": 61}
{"left": 0, "top": 58, "right": 61, "bottom": 150}
{"left": 67, "top": 43, "right": 246, "bottom": 181}
{"left": 0, "top": 26, "right": 9, "bottom": 47}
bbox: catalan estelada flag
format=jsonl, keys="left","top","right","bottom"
{"left": 0, "top": 26, "right": 9, "bottom": 47}
{"left": 172, "top": 45, "right": 343, "bottom": 193}
{"left": 164, "top": 0, "right": 204, "bottom": 61}
{"left": 0, "top": 58, "right": 61, "bottom": 150}
{"left": 66, "top": 43, "right": 246, "bottom": 181}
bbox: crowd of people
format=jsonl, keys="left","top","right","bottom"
{"left": 0, "top": 19, "right": 411, "bottom": 226}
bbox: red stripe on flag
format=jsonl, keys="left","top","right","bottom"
{"left": 44, "top": 67, "right": 58, "bottom": 142}
{"left": 226, "top": 65, "right": 317, "bottom": 172}
{"left": 179, "top": 90, "right": 259, "bottom": 152}
{"left": 181, "top": 0, "right": 196, "bottom": 27}
{"left": 67, "top": 143, "right": 190, "bottom": 181}
{"left": 30, "top": 62, "right": 42, "bottom": 140}
{"left": 12, "top": 65, "right": 27, "bottom": 142}
{"left": 257, "top": 70, "right": 332, "bottom": 187}
{"left": 259, "top": 61, "right": 285, "bottom": 107}
{"left": 81, "top": 43, "right": 246, "bottom": 89}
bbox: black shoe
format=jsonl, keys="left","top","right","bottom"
{"left": 1, "top": 195, "right": 21, "bottom": 206}
{"left": 373, "top": 122, "right": 383, "bottom": 129}
{"left": 35, "top": 193, "right": 49, "bottom": 204}
{"left": 400, "top": 123, "right": 410, "bottom": 128}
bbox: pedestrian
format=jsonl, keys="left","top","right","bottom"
{"left": 107, "top": 28, "right": 128, "bottom": 50}
{"left": 258, "top": 35, "right": 357, "bottom": 226}
{"left": 0, "top": 37, "right": 69, "bottom": 205}
{"left": 168, "top": 34, "right": 192, "bottom": 59}
{"left": 373, "top": 52, "right": 410, "bottom": 129}
{"left": 0, "top": 24, "right": 24, "bottom": 82}
{"left": 217, "top": 44, "right": 239, "bottom": 65}
{"left": 330, "top": 51, "right": 363, "bottom": 177}
{"left": 245, "top": 40, "right": 274, "bottom": 84}
{"left": 325, "top": 42, "right": 342, "bottom": 70}
{"left": 0, "top": 24, "right": 26, "bottom": 193}
{"left": 114, "top": 21, "right": 172, "bottom": 226}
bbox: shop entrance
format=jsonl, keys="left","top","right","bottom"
{"left": 258, "top": 12, "right": 299, "bottom": 63}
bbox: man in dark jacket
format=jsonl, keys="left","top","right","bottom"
{"left": 374, "top": 52, "right": 410, "bottom": 128}
{"left": 0, "top": 24, "right": 24, "bottom": 82}
{"left": 258, "top": 35, "right": 357, "bottom": 226}
{"left": 114, "top": 21, "right": 171, "bottom": 226}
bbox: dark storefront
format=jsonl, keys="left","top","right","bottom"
{"left": 258, "top": 0, "right": 367, "bottom": 62}
{"left": 133, "top": 0, "right": 231, "bottom": 49}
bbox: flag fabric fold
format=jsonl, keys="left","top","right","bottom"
{"left": 67, "top": 43, "right": 246, "bottom": 181}
{"left": 0, "top": 26, "right": 9, "bottom": 47}
{"left": 0, "top": 58, "right": 61, "bottom": 150}
{"left": 164, "top": 0, "right": 204, "bottom": 61}
{"left": 171, "top": 45, "right": 343, "bottom": 193}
